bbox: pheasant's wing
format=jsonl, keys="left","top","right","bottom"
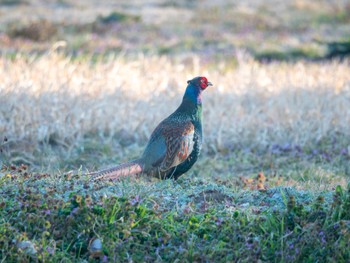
{"left": 159, "top": 121, "right": 195, "bottom": 171}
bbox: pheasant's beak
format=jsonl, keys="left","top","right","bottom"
{"left": 207, "top": 82, "right": 213, "bottom": 86}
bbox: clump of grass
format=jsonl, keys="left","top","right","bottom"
{"left": 96, "top": 11, "right": 141, "bottom": 24}
{"left": 0, "top": 0, "right": 27, "bottom": 6}
{"left": 254, "top": 45, "right": 325, "bottom": 61}
{"left": 6, "top": 20, "right": 59, "bottom": 42}
{"left": 325, "top": 39, "right": 350, "bottom": 59}
{"left": 87, "top": 11, "right": 141, "bottom": 35}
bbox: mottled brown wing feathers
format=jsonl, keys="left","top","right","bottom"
{"left": 160, "top": 122, "right": 195, "bottom": 171}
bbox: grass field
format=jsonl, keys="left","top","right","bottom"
{"left": 1, "top": 0, "right": 350, "bottom": 262}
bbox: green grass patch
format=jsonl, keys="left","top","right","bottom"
{"left": 1, "top": 164, "right": 350, "bottom": 261}
{"left": 253, "top": 46, "right": 325, "bottom": 62}
{"left": 96, "top": 11, "right": 141, "bottom": 24}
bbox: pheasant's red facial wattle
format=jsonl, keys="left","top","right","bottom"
{"left": 199, "top": 77, "right": 213, "bottom": 89}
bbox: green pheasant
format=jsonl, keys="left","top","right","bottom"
{"left": 90, "top": 76, "right": 212, "bottom": 181}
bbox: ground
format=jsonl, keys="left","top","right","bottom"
{"left": 0, "top": 0, "right": 350, "bottom": 262}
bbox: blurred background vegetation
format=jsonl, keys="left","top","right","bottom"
{"left": 0, "top": 0, "right": 350, "bottom": 61}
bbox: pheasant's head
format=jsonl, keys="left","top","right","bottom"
{"left": 184, "top": 76, "right": 213, "bottom": 104}
{"left": 187, "top": 76, "right": 213, "bottom": 90}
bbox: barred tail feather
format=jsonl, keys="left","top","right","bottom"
{"left": 90, "top": 160, "right": 143, "bottom": 182}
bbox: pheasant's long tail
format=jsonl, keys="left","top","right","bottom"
{"left": 89, "top": 159, "right": 143, "bottom": 182}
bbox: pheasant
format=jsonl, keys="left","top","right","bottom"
{"left": 90, "top": 76, "right": 213, "bottom": 181}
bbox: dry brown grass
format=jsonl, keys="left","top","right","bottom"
{"left": 1, "top": 52, "right": 349, "bottom": 163}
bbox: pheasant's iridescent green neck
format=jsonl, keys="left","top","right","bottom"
{"left": 183, "top": 83, "right": 203, "bottom": 105}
